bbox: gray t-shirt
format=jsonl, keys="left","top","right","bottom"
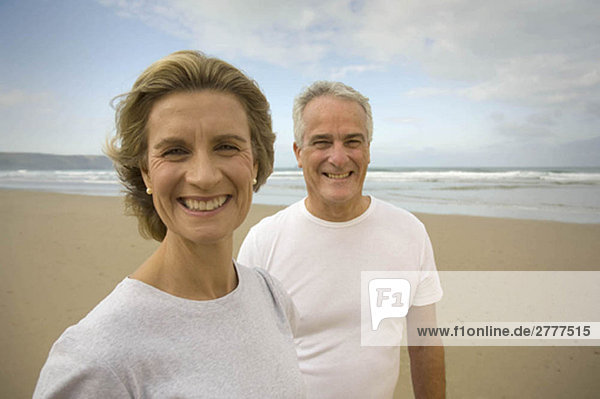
{"left": 33, "top": 263, "right": 305, "bottom": 398}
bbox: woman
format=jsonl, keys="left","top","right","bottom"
{"left": 34, "top": 51, "right": 305, "bottom": 398}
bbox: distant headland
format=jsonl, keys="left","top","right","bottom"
{"left": 0, "top": 153, "right": 113, "bottom": 170}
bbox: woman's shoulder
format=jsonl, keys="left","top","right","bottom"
{"left": 33, "top": 329, "right": 130, "bottom": 398}
{"left": 34, "top": 279, "right": 154, "bottom": 397}
{"left": 238, "top": 263, "right": 280, "bottom": 297}
{"left": 54, "top": 280, "right": 139, "bottom": 344}
{"left": 51, "top": 278, "right": 165, "bottom": 361}
{"left": 238, "top": 264, "right": 297, "bottom": 331}
{"left": 237, "top": 264, "right": 288, "bottom": 308}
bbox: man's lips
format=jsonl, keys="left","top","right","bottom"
{"left": 323, "top": 172, "right": 352, "bottom": 179}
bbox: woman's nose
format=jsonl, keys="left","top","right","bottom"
{"left": 185, "top": 152, "right": 221, "bottom": 189}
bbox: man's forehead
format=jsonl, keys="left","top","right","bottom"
{"left": 303, "top": 96, "right": 367, "bottom": 133}
{"left": 305, "top": 132, "right": 367, "bottom": 142}
{"left": 304, "top": 95, "right": 365, "bottom": 114}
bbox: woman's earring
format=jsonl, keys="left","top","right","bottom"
{"left": 252, "top": 178, "right": 257, "bottom": 185}
{"left": 146, "top": 187, "right": 153, "bottom": 195}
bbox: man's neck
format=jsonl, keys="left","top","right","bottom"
{"left": 305, "top": 195, "right": 371, "bottom": 222}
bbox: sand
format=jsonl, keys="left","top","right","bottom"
{"left": 1, "top": 189, "right": 599, "bottom": 398}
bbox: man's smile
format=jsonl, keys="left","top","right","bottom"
{"left": 324, "top": 172, "right": 352, "bottom": 179}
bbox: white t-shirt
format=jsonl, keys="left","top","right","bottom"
{"left": 238, "top": 197, "right": 442, "bottom": 398}
{"left": 34, "top": 263, "right": 305, "bottom": 398}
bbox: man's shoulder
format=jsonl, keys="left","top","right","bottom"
{"left": 371, "top": 197, "right": 426, "bottom": 231}
{"left": 249, "top": 200, "right": 304, "bottom": 232}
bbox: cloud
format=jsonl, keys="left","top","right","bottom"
{"left": 494, "top": 122, "right": 556, "bottom": 139}
{"left": 370, "top": 135, "right": 600, "bottom": 167}
{"left": 459, "top": 55, "right": 600, "bottom": 107}
{"left": 385, "top": 117, "right": 421, "bottom": 124}
{"left": 98, "top": 0, "right": 599, "bottom": 112}
{"left": 0, "top": 88, "right": 52, "bottom": 107}
{"left": 405, "top": 87, "right": 452, "bottom": 98}
{"left": 329, "top": 64, "right": 381, "bottom": 80}
{"left": 98, "top": 0, "right": 353, "bottom": 69}
{"left": 491, "top": 110, "right": 563, "bottom": 139}
{"left": 97, "top": 0, "right": 600, "bottom": 157}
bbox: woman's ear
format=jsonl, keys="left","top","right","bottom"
{"left": 141, "top": 169, "right": 152, "bottom": 192}
{"left": 253, "top": 161, "right": 259, "bottom": 182}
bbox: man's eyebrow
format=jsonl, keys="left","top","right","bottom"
{"left": 344, "top": 133, "right": 366, "bottom": 140}
{"left": 309, "top": 133, "right": 366, "bottom": 142}
{"left": 308, "top": 134, "right": 333, "bottom": 142}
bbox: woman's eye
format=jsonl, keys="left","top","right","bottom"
{"left": 217, "top": 144, "right": 240, "bottom": 152}
{"left": 162, "top": 148, "right": 187, "bottom": 157}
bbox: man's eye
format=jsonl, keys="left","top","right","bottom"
{"left": 313, "top": 141, "right": 331, "bottom": 147}
{"left": 346, "top": 140, "right": 362, "bottom": 148}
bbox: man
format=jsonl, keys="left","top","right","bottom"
{"left": 238, "top": 81, "right": 445, "bottom": 398}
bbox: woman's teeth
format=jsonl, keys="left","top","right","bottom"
{"left": 183, "top": 196, "right": 227, "bottom": 211}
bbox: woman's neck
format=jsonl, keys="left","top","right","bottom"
{"left": 130, "top": 232, "right": 237, "bottom": 300}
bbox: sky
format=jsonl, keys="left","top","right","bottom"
{"left": 1, "top": 0, "right": 599, "bottom": 167}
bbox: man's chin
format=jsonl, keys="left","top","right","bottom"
{"left": 321, "top": 191, "right": 360, "bottom": 206}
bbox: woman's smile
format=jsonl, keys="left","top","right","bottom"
{"left": 178, "top": 195, "right": 230, "bottom": 213}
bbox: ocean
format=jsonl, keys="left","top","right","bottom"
{"left": 1, "top": 167, "right": 599, "bottom": 224}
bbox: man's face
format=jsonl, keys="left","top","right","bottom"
{"left": 294, "top": 95, "right": 370, "bottom": 218}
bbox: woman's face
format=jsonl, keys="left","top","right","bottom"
{"left": 142, "top": 90, "right": 257, "bottom": 245}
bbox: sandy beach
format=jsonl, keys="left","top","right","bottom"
{"left": 2, "top": 189, "right": 599, "bottom": 398}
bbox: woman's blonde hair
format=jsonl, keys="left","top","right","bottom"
{"left": 105, "top": 50, "right": 275, "bottom": 241}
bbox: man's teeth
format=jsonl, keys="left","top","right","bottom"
{"left": 326, "top": 172, "right": 350, "bottom": 179}
{"left": 183, "top": 196, "right": 227, "bottom": 211}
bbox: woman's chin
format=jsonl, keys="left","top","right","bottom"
{"left": 164, "top": 226, "right": 233, "bottom": 246}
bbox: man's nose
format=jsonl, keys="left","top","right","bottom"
{"left": 328, "top": 142, "right": 349, "bottom": 167}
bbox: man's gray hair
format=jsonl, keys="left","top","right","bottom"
{"left": 292, "top": 81, "right": 373, "bottom": 147}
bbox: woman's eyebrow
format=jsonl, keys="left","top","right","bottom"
{"left": 153, "top": 134, "right": 249, "bottom": 150}
{"left": 152, "top": 137, "right": 188, "bottom": 150}
{"left": 213, "top": 133, "right": 249, "bottom": 143}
